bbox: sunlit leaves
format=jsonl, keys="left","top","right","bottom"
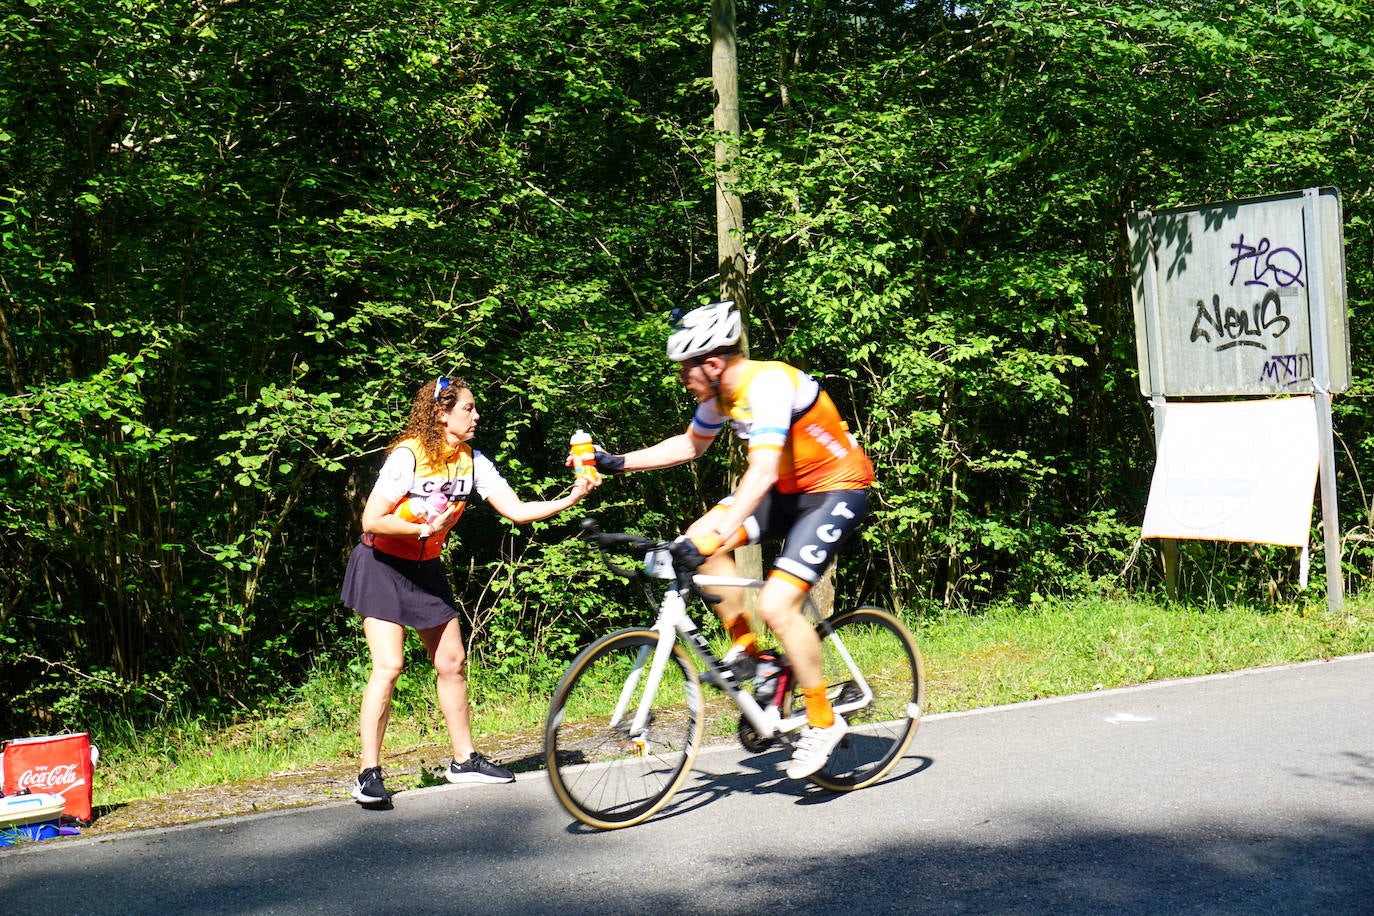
{"left": 3, "top": 0, "right": 1374, "bottom": 733}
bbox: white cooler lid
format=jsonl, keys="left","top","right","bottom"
{"left": 0, "top": 793, "right": 66, "bottom": 827}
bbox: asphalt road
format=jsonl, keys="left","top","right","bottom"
{"left": 4, "top": 654, "right": 1374, "bottom": 914}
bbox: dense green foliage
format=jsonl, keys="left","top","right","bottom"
{"left": 2, "top": 0, "right": 1372, "bottom": 734}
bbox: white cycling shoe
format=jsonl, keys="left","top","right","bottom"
{"left": 785, "top": 714, "right": 847, "bottom": 779}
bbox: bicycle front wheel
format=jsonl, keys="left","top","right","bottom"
{"left": 544, "top": 628, "right": 703, "bottom": 829}
{"left": 792, "top": 606, "right": 925, "bottom": 792}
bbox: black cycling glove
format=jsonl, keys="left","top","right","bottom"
{"left": 669, "top": 536, "right": 709, "bottom": 571}
{"left": 594, "top": 449, "right": 626, "bottom": 475}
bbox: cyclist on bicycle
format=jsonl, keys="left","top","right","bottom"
{"left": 589, "top": 300, "right": 875, "bottom": 778}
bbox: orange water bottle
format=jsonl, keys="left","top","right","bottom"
{"left": 396, "top": 497, "right": 430, "bottom": 523}
{"left": 570, "top": 429, "right": 601, "bottom": 485}
{"left": 396, "top": 492, "right": 448, "bottom": 522}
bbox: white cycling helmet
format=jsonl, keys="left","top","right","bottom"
{"left": 666, "top": 301, "right": 742, "bottom": 362}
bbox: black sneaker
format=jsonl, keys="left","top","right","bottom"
{"left": 446, "top": 752, "right": 515, "bottom": 785}
{"left": 720, "top": 646, "right": 758, "bottom": 683}
{"left": 352, "top": 766, "right": 388, "bottom": 804}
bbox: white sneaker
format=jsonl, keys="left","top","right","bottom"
{"left": 785, "top": 715, "right": 847, "bottom": 779}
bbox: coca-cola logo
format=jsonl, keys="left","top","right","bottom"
{"left": 17, "top": 764, "right": 78, "bottom": 791}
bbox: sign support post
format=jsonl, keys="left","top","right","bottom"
{"left": 1139, "top": 211, "right": 1178, "bottom": 598}
{"left": 1302, "top": 188, "right": 1344, "bottom": 611}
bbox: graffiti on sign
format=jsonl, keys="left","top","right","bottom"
{"left": 1129, "top": 188, "right": 1346, "bottom": 397}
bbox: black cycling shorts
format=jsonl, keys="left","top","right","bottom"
{"left": 716, "top": 488, "right": 868, "bottom": 587}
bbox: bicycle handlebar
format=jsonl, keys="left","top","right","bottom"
{"left": 579, "top": 517, "right": 722, "bottom": 604}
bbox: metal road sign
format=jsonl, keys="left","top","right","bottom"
{"left": 1128, "top": 188, "right": 1349, "bottom": 398}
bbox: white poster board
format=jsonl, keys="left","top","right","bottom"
{"left": 1141, "top": 398, "right": 1318, "bottom": 547}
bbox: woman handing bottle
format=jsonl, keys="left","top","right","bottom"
{"left": 340, "top": 376, "right": 598, "bottom": 806}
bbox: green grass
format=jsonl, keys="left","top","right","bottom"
{"left": 916, "top": 595, "right": 1374, "bottom": 713}
{"left": 89, "top": 594, "right": 1374, "bottom": 808}
{"left": 91, "top": 711, "right": 362, "bottom": 803}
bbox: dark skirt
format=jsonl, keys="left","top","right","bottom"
{"left": 340, "top": 543, "right": 458, "bottom": 631}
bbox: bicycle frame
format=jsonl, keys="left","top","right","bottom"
{"left": 548, "top": 522, "right": 926, "bottom": 829}
{"left": 611, "top": 548, "right": 877, "bottom": 749}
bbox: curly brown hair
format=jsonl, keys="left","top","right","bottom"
{"left": 390, "top": 376, "right": 470, "bottom": 463}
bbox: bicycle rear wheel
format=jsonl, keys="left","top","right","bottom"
{"left": 790, "top": 606, "right": 924, "bottom": 792}
{"left": 544, "top": 628, "right": 703, "bottom": 829}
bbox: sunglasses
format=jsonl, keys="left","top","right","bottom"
{"left": 434, "top": 376, "right": 452, "bottom": 401}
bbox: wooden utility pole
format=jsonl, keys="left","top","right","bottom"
{"left": 712, "top": 0, "right": 747, "bottom": 326}
{"left": 711, "top": 0, "right": 762, "bottom": 592}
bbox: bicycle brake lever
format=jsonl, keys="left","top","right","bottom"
{"left": 583, "top": 519, "right": 665, "bottom": 581}
{"left": 672, "top": 568, "right": 721, "bottom": 604}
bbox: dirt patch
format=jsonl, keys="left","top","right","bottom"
{"left": 73, "top": 698, "right": 743, "bottom": 838}
{"left": 78, "top": 732, "right": 550, "bottom": 837}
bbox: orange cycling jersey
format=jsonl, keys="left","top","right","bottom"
{"left": 689, "top": 359, "right": 874, "bottom": 494}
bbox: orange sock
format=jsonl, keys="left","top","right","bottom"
{"left": 801, "top": 684, "right": 835, "bottom": 729}
{"left": 727, "top": 617, "right": 759, "bottom": 657}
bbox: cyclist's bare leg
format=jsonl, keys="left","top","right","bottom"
{"left": 755, "top": 576, "right": 824, "bottom": 695}
{"left": 701, "top": 551, "right": 748, "bottom": 622}
{"left": 684, "top": 515, "right": 749, "bottom": 634}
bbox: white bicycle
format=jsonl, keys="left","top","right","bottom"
{"left": 544, "top": 519, "right": 925, "bottom": 830}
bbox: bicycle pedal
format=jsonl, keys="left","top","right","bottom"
{"left": 834, "top": 682, "right": 865, "bottom": 706}
{"left": 702, "top": 668, "right": 732, "bottom": 690}
{"left": 723, "top": 651, "right": 758, "bottom": 683}
{"left": 706, "top": 654, "right": 757, "bottom": 690}
{"left": 737, "top": 717, "right": 775, "bottom": 754}
{"left": 754, "top": 677, "right": 788, "bottom": 708}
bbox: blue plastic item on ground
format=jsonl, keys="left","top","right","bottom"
{"left": 0, "top": 820, "right": 60, "bottom": 846}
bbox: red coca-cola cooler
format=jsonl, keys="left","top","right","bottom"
{"left": 1, "top": 733, "right": 98, "bottom": 823}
